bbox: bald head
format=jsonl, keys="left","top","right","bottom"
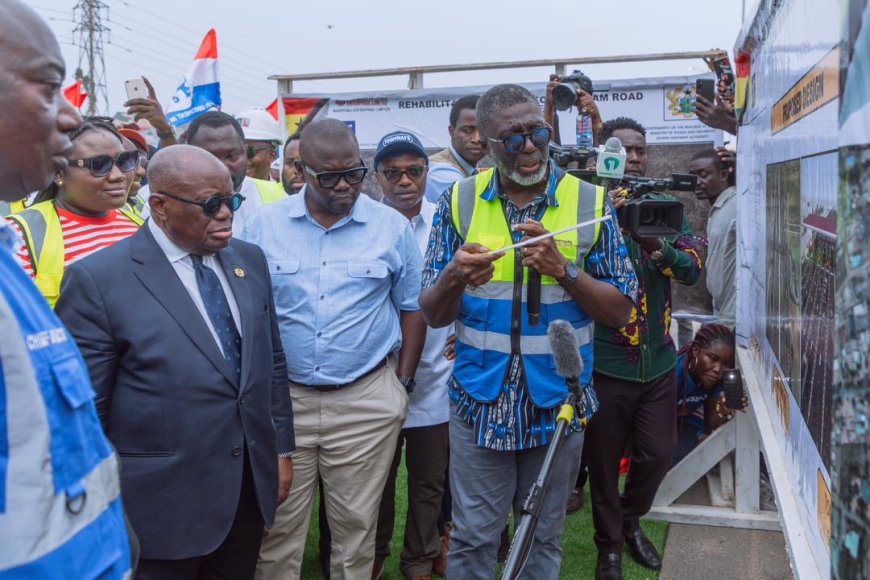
{"left": 299, "top": 118, "right": 359, "bottom": 163}
{"left": 148, "top": 144, "right": 230, "bottom": 194}
{"left": 147, "top": 145, "right": 236, "bottom": 255}
{"left": 0, "top": 0, "right": 81, "bottom": 201}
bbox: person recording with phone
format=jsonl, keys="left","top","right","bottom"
{"left": 584, "top": 117, "right": 703, "bottom": 580}
{"left": 420, "top": 84, "right": 637, "bottom": 579}
{"left": 124, "top": 76, "right": 179, "bottom": 148}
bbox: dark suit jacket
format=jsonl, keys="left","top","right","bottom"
{"left": 56, "top": 225, "right": 294, "bottom": 560}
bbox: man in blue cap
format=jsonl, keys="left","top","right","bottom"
{"left": 247, "top": 119, "right": 426, "bottom": 580}
{"left": 371, "top": 131, "right": 454, "bottom": 580}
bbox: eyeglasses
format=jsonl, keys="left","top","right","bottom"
{"left": 487, "top": 127, "right": 552, "bottom": 154}
{"left": 380, "top": 165, "right": 427, "bottom": 183}
{"left": 157, "top": 191, "right": 245, "bottom": 217}
{"left": 247, "top": 144, "right": 278, "bottom": 160}
{"left": 70, "top": 150, "right": 140, "bottom": 177}
{"left": 302, "top": 162, "right": 368, "bottom": 189}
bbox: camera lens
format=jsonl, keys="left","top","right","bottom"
{"left": 552, "top": 84, "right": 577, "bottom": 111}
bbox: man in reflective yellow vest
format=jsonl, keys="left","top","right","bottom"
{"left": 420, "top": 84, "right": 638, "bottom": 579}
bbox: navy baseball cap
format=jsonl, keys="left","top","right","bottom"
{"left": 374, "top": 131, "right": 428, "bottom": 170}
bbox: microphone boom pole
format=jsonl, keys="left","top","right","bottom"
{"left": 501, "top": 321, "right": 585, "bottom": 580}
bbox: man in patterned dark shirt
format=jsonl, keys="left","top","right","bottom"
{"left": 585, "top": 117, "right": 703, "bottom": 580}
{"left": 420, "top": 84, "right": 637, "bottom": 579}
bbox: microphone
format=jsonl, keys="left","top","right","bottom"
{"left": 595, "top": 137, "right": 627, "bottom": 181}
{"left": 527, "top": 268, "right": 541, "bottom": 326}
{"left": 548, "top": 320, "right": 583, "bottom": 395}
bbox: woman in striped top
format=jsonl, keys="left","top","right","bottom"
{"left": 6, "top": 118, "right": 143, "bottom": 305}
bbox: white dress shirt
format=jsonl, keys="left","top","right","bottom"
{"left": 148, "top": 219, "right": 242, "bottom": 355}
{"left": 406, "top": 199, "right": 454, "bottom": 428}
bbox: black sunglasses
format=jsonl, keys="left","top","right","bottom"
{"left": 487, "top": 127, "right": 552, "bottom": 154}
{"left": 301, "top": 162, "right": 368, "bottom": 189}
{"left": 70, "top": 150, "right": 140, "bottom": 177}
{"left": 157, "top": 191, "right": 245, "bottom": 217}
{"left": 380, "top": 165, "right": 427, "bottom": 184}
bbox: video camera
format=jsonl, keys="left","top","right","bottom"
{"left": 552, "top": 70, "right": 594, "bottom": 111}
{"left": 550, "top": 143, "right": 595, "bottom": 168}
{"left": 614, "top": 174, "right": 696, "bottom": 238}
{"left": 566, "top": 170, "right": 696, "bottom": 238}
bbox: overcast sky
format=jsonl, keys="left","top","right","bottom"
{"left": 33, "top": 0, "right": 747, "bottom": 115}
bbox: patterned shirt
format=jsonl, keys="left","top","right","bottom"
{"left": 7, "top": 205, "right": 140, "bottom": 278}
{"left": 593, "top": 193, "right": 703, "bottom": 382}
{"left": 422, "top": 165, "right": 638, "bottom": 451}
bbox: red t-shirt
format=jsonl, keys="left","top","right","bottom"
{"left": 7, "top": 206, "right": 139, "bottom": 278}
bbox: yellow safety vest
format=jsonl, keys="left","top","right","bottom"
{"left": 1, "top": 198, "right": 28, "bottom": 216}
{"left": 7, "top": 200, "right": 143, "bottom": 307}
{"left": 449, "top": 168, "right": 606, "bottom": 407}
{"left": 252, "top": 178, "right": 286, "bottom": 204}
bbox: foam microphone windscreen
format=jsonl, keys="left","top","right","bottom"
{"left": 547, "top": 320, "right": 583, "bottom": 379}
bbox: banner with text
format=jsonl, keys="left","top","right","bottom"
{"left": 279, "top": 75, "right": 723, "bottom": 149}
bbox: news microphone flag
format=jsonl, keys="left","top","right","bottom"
{"left": 165, "top": 28, "right": 221, "bottom": 128}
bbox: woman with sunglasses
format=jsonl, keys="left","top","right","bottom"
{"left": 6, "top": 118, "right": 143, "bottom": 307}
{"left": 672, "top": 324, "right": 739, "bottom": 465}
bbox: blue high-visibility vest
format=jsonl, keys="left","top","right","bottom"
{"left": 0, "top": 222, "right": 131, "bottom": 578}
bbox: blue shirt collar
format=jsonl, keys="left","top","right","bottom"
{"left": 448, "top": 143, "right": 476, "bottom": 175}
{"left": 288, "top": 185, "right": 371, "bottom": 226}
{"left": 480, "top": 161, "right": 562, "bottom": 207}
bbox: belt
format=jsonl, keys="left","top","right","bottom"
{"left": 303, "top": 358, "right": 389, "bottom": 392}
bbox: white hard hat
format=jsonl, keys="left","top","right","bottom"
{"left": 235, "top": 108, "right": 282, "bottom": 143}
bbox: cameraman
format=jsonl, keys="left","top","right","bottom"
{"left": 544, "top": 73, "right": 604, "bottom": 149}
{"left": 585, "top": 117, "right": 703, "bottom": 579}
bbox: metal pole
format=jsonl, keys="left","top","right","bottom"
{"left": 501, "top": 394, "right": 578, "bottom": 580}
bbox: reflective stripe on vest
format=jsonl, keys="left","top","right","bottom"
{"left": 7, "top": 201, "right": 143, "bottom": 307}
{"left": 448, "top": 169, "right": 606, "bottom": 407}
{"left": 0, "top": 199, "right": 27, "bottom": 216}
{"left": 252, "top": 178, "right": 286, "bottom": 204}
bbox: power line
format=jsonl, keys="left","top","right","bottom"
{"left": 112, "top": 1, "right": 287, "bottom": 76}
{"left": 73, "top": 0, "right": 110, "bottom": 115}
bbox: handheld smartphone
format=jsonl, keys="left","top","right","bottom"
{"left": 722, "top": 368, "right": 745, "bottom": 410}
{"left": 696, "top": 78, "right": 715, "bottom": 104}
{"left": 125, "top": 78, "right": 148, "bottom": 101}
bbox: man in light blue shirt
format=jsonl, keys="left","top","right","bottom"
{"left": 245, "top": 118, "right": 426, "bottom": 580}
{"left": 425, "top": 94, "right": 488, "bottom": 202}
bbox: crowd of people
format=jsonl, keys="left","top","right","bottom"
{"left": 0, "top": 2, "right": 745, "bottom": 579}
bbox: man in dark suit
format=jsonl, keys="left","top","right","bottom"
{"left": 56, "top": 145, "right": 295, "bottom": 580}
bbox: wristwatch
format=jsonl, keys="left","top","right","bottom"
{"left": 558, "top": 261, "right": 580, "bottom": 287}
{"left": 649, "top": 241, "right": 666, "bottom": 263}
{"left": 156, "top": 127, "right": 176, "bottom": 140}
{"left": 398, "top": 375, "right": 416, "bottom": 394}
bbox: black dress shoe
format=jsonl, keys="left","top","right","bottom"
{"left": 596, "top": 552, "right": 623, "bottom": 580}
{"left": 623, "top": 528, "right": 662, "bottom": 570}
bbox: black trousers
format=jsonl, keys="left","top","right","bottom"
{"left": 375, "top": 422, "right": 450, "bottom": 578}
{"left": 585, "top": 370, "right": 677, "bottom": 553}
{"left": 135, "top": 456, "right": 265, "bottom": 580}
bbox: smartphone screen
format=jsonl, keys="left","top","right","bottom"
{"left": 696, "top": 78, "right": 715, "bottom": 104}
{"left": 125, "top": 79, "right": 148, "bottom": 101}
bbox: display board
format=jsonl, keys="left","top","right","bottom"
{"left": 735, "top": 0, "right": 839, "bottom": 575}
{"left": 831, "top": 0, "right": 870, "bottom": 577}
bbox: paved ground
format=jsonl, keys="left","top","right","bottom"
{"left": 658, "top": 480, "right": 793, "bottom": 579}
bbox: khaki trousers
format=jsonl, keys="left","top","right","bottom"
{"left": 256, "top": 363, "right": 408, "bottom": 580}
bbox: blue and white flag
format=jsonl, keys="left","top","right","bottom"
{"left": 165, "top": 28, "right": 221, "bottom": 128}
